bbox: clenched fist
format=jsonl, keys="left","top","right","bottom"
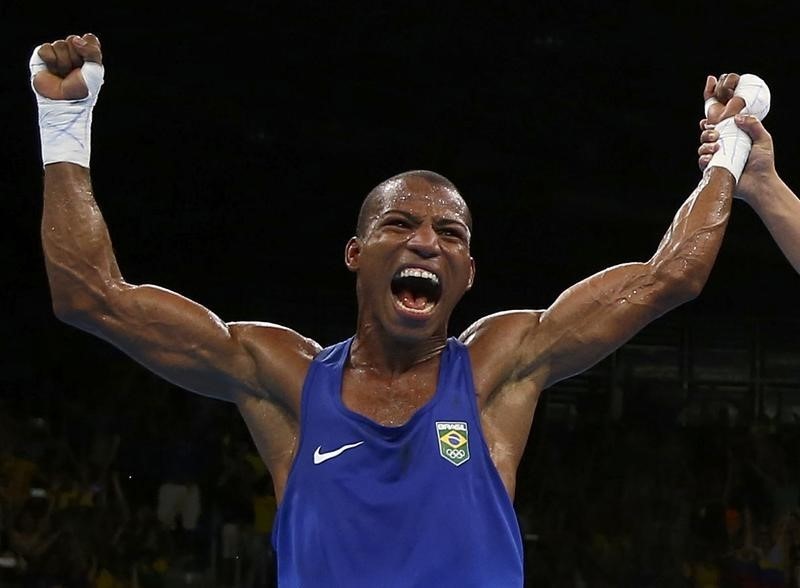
{"left": 31, "top": 33, "right": 102, "bottom": 101}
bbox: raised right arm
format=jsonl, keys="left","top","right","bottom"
{"left": 35, "top": 35, "right": 318, "bottom": 407}
{"left": 43, "top": 164, "right": 313, "bottom": 401}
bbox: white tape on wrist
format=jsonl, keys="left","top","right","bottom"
{"left": 29, "top": 45, "right": 105, "bottom": 168}
{"left": 705, "top": 117, "right": 751, "bottom": 183}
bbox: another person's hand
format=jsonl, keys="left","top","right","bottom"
{"left": 31, "top": 33, "right": 102, "bottom": 100}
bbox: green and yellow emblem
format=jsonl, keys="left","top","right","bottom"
{"left": 436, "top": 421, "right": 470, "bottom": 466}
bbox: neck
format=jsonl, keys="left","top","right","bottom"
{"left": 350, "top": 322, "right": 447, "bottom": 374}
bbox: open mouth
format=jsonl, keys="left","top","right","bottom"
{"left": 390, "top": 267, "right": 442, "bottom": 316}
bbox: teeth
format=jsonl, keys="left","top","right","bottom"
{"left": 398, "top": 268, "right": 439, "bottom": 285}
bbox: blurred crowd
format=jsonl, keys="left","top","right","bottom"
{"left": 520, "top": 412, "right": 800, "bottom": 586}
{"left": 3, "top": 362, "right": 800, "bottom": 587}
{"left": 0, "top": 371, "right": 276, "bottom": 588}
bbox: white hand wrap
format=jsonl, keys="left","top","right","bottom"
{"left": 29, "top": 45, "right": 105, "bottom": 168}
{"left": 703, "top": 74, "right": 771, "bottom": 120}
{"left": 706, "top": 73, "right": 770, "bottom": 183}
{"left": 734, "top": 73, "right": 770, "bottom": 120}
{"left": 706, "top": 117, "right": 752, "bottom": 183}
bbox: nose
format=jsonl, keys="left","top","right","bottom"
{"left": 407, "top": 223, "right": 440, "bottom": 258}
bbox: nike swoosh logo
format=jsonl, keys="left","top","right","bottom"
{"left": 313, "top": 441, "right": 365, "bottom": 464}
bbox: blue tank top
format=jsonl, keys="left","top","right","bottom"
{"left": 272, "top": 336, "right": 524, "bottom": 587}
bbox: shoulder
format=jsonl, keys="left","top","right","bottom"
{"left": 459, "top": 309, "right": 544, "bottom": 350}
{"left": 458, "top": 309, "right": 546, "bottom": 390}
{"left": 229, "top": 321, "right": 323, "bottom": 359}
{"left": 227, "top": 321, "right": 323, "bottom": 400}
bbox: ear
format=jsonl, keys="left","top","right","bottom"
{"left": 344, "top": 237, "right": 362, "bottom": 272}
{"left": 466, "top": 257, "right": 475, "bottom": 290}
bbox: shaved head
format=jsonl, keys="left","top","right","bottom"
{"left": 356, "top": 170, "right": 472, "bottom": 238}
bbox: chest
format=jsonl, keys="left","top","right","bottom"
{"left": 340, "top": 366, "right": 439, "bottom": 427}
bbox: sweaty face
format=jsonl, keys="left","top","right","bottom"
{"left": 349, "top": 176, "right": 474, "bottom": 338}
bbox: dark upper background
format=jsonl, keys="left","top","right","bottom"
{"left": 2, "top": 2, "right": 800, "bottom": 399}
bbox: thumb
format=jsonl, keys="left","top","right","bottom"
{"left": 734, "top": 114, "right": 770, "bottom": 144}
{"left": 70, "top": 33, "right": 103, "bottom": 65}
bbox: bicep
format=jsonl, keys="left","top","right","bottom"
{"left": 83, "top": 281, "right": 260, "bottom": 401}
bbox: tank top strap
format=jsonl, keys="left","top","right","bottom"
{"left": 300, "top": 337, "right": 352, "bottom": 422}
{"left": 437, "top": 337, "right": 478, "bottom": 412}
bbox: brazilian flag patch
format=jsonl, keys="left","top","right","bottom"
{"left": 436, "top": 421, "right": 470, "bottom": 466}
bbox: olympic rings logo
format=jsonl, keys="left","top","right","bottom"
{"left": 445, "top": 448, "right": 466, "bottom": 459}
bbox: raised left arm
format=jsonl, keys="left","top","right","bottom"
{"left": 459, "top": 166, "right": 736, "bottom": 496}
{"left": 513, "top": 73, "right": 770, "bottom": 390}
{"left": 529, "top": 167, "right": 735, "bottom": 388}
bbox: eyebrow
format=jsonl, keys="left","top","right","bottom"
{"left": 382, "top": 209, "right": 470, "bottom": 231}
{"left": 379, "top": 208, "right": 472, "bottom": 243}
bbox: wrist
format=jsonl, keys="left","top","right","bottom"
{"left": 705, "top": 117, "right": 752, "bottom": 183}
{"left": 37, "top": 96, "right": 98, "bottom": 168}
{"left": 738, "top": 171, "right": 786, "bottom": 207}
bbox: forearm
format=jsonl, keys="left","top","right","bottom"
{"left": 743, "top": 174, "right": 800, "bottom": 274}
{"left": 649, "top": 167, "right": 735, "bottom": 297}
{"left": 515, "top": 169, "right": 736, "bottom": 389}
{"left": 41, "top": 162, "right": 125, "bottom": 320}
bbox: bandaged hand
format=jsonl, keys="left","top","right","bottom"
{"left": 30, "top": 34, "right": 104, "bottom": 168}
{"left": 702, "top": 73, "right": 770, "bottom": 183}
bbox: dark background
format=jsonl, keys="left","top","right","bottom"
{"left": 3, "top": 2, "right": 800, "bottom": 423}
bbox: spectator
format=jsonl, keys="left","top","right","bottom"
{"left": 156, "top": 422, "right": 204, "bottom": 556}
{"left": 8, "top": 497, "right": 58, "bottom": 581}
{"left": 246, "top": 474, "right": 277, "bottom": 588}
